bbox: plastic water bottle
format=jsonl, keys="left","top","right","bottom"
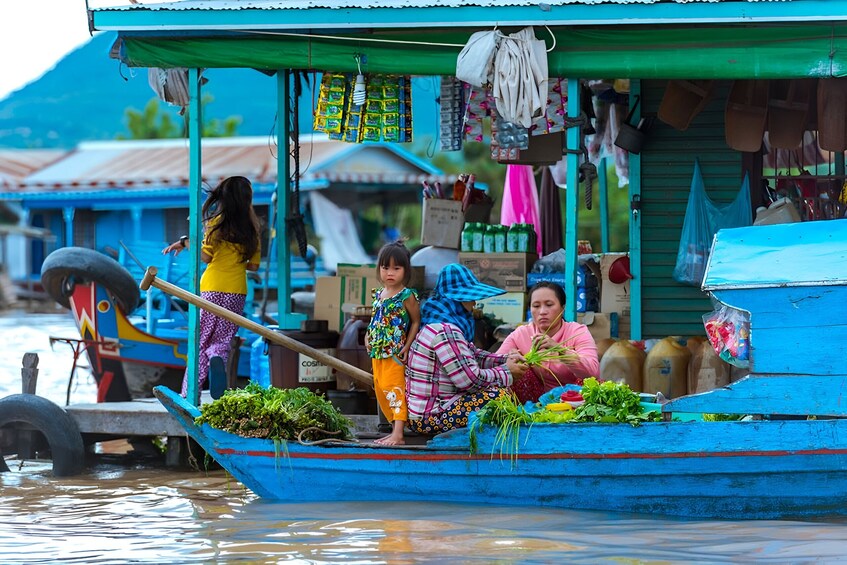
{"left": 250, "top": 335, "right": 270, "bottom": 387}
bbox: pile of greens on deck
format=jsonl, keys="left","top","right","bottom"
{"left": 195, "top": 382, "right": 353, "bottom": 441}
{"left": 470, "top": 377, "right": 663, "bottom": 455}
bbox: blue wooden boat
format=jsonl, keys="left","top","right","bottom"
{"left": 153, "top": 219, "right": 847, "bottom": 519}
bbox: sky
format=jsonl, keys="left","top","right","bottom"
{"left": 0, "top": 0, "right": 131, "bottom": 100}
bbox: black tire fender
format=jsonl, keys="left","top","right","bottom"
{"left": 40, "top": 247, "right": 140, "bottom": 313}
{"left": 0, "top": 394, "right": 86, "bottom": 477}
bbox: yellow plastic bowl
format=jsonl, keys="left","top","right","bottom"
{"left": 545, "top": 402, "right": 573, "bottom": 412}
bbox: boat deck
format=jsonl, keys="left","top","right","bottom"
{"left": 63, "top": 395, "right": 386, "bottom": 464}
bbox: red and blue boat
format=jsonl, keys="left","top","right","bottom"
{"left": 154, "top": 219, "right": 847, "bottom": 519}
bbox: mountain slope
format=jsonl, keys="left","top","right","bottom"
{"left": 0, "top": 32, "right": 437, "bottom": 150}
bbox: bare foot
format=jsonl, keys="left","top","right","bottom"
{"left": 374, "top": 434, "right": 405, "bottom": 446}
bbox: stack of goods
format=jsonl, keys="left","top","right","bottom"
{"left": 460, "top": 79, "right": 568, "bottom": 162}
{"left": 314, "top": 73, "right": 412, "bottom": 143}
{"left": 440, "top": 76, "right": 465, "bottom": 151}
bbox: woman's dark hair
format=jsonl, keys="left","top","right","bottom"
{"left": 528, "top": 281, "right": 566, "bottom": 307}
{"left": 376, "top": 241, "right": 412, "bottom": 285}
{"left": 202, "top": 176, "right": 261, "bottom": 262}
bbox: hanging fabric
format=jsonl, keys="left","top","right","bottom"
{"left": 672, "top": 160, "right": 753, "bottom": 286}
{"left": 500, "top": 164, "right": 542, "bottom": 255}
{"left": 492, "top": 27, "right": 548, "bottom": 128}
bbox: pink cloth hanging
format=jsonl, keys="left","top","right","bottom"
{"left": 500, "top": 164, "right": 542, "bottom": 255}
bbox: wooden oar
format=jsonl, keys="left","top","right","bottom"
{"left": 140, "top": 267, "right": 375, "bottom": 389}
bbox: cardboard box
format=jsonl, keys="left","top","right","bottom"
{"left": 336, "top": 263, "right": 425, "bottom": 292}
{"left": 599, "top": 252, "right": 631, "bottom": 316}
{"left": 478, "top": 292, "right": 527, "bottom": 325}
{"left": 421, "top": 199, "right": 464, "bottom": 249}
{"left": 577, "top": 312, "right": 631, "bottom": 341}
{"left": 458, "top": 252, "right": 537, "bottom": 292}
{"left": 578, "top": 312, "right": 613, "bottom": 342}
{"left": 313, "top": 276, "right": 380, "bottom": 331}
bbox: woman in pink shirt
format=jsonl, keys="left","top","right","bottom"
{"left": 497, "top": 282, "right": 599, "bottom": 403}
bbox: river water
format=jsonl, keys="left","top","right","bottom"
{"left": 1, "top": 310, "right": 847, "bottom": 563}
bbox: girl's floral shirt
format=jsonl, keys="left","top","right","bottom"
{"left": 367, "top": 287, "right": 418, "bottom": 359}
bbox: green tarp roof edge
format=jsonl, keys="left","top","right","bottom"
{"left": 118, "top": 24, "right": 847, "bottom": 79}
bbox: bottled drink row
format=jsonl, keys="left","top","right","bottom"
{"left": 461, "top": 222, "right": 536, "bottom": 253}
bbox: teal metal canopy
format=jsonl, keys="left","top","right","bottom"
{"left": 91, "top": 0, "right": 847, "bottom": 79}
{"left": 110, "top": 24, "right": 847, "bottom": 79}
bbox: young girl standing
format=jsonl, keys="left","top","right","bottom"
{"left": 163, "top": 176, "right": 262, "bottom": 398}
{"left": 365, "top": 242, "right": 420, "bottom": 446}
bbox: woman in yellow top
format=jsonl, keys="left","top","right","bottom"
{"left": 163, "top": 176, "right": 261, "bottom": 396}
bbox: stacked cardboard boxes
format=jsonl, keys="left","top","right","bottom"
{"left": 313, "top": 263, "right": 426, "bottom": 332}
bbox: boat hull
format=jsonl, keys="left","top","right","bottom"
{"left": 154, "top": 386, "right": 847, "bottom": 519}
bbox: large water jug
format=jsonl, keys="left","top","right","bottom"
{"left": 688, "top": 339, "right": 731, "bottom": 394}
{"left": 643, "top": 336, "right": 691, "bottom": 399}
{"left": 600, "top": 340, "right": 646, "bottom": 391}
{"left": 595, "top": 337, "right": 617, "bottom": 363}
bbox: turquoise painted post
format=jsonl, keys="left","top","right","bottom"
{"left": 628, "top": 80, "right": 642, "bottom": 340}
{"left": 186, "top": 68, "right": 203, "bottom": 406}
{"left": 62, "top": 207, "right": 74, "bottom": 247}
{"left": 598, "top": 156, "right": 610, "bottom": 252}
{"left": 276, "top": 70, "right": 307, "bottom": 330}
{"left": 130, "top": 206, "right": 142, "bottom": 243}
{"left": 564, "top": 78, "right": 581, "bottom": 322}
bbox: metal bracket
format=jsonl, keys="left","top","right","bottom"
{"left": 630, "top": 194, "right": 642, "bottom": 218}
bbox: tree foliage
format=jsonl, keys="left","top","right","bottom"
{"left": 116, "top": 95, "right": 242, "bottom": 140}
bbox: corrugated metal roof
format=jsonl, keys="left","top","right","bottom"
{"left": 0, "top": 150, "right": 67, "bottom": 186}
{"left": 3, "top": 136, "right": 451, "bottom": 194}
{"left": 94, "top": 0, "right": 784, "bottom": 11}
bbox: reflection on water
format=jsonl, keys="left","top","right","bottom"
{"left": 2, "top": 312, "right": 847, "bottom": 563}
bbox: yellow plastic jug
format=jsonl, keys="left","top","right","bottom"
{"left": 599, "top": 340, "right": 646, "bottom": 392}
{"left": 643, "top": 336, "right": 691, "bottom": 399}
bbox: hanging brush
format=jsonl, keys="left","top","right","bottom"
{"left": 352, "top": 54, "right": 366, "bottom": 106}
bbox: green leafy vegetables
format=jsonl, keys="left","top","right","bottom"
{"left": 195, "top": 382, "right": 353, "bottom": 441}
{"left": 469, "top": 378, "right": 663, "bottom": 458}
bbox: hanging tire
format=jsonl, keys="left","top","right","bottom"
{"left": 41, "top": 247, "right": 140, "bottom": 313}
{"left": 0, "top": 394, "right": 86, "bottom": 477}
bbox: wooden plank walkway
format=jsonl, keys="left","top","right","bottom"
{"left": 65, "top": 395, "right": 380, "bottom": 439}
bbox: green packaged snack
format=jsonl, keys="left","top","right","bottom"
{"left": 383, "top": 126, "right": 400, "bottom": 142}
{"left": 363, "top": 126, "right": 381, "bottom": 141}
{"left": 382, "top": 113, "right": 399, "bottom": 127}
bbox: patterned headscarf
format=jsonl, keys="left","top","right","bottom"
{"left": 421, "top": 264, "right": 506, "bottom": 340}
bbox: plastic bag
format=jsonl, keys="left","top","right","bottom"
{"left": 531, "top": 248, "right": 566, "bottom": 274}
{"left": 703, "top": 302, "right": 750, "bottom": 368}
{"left": 673, "top": 160, "right": 752, "bottom": 286}
{"left": 456, "top": 31, "right": 500, "bottom": 88}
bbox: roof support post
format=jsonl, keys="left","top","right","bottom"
{"left": 275, "top": 70, "right": 307, "bottom": 330}
{"left": 186, "top": 67, "right": 203, "bottom": 406}
{"left": 598, "top": 156, "right": 610, "bottom": 253}
{"left": 62, "top": 207, "right": 74, "bottom": 247}
{"left": 628, "top": 80, "right": 642, "bottom": 340}
{"left": 563, "top": 78, "right": 581, "bottom": 322}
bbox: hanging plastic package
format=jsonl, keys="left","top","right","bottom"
{"left": 702, "top": 302, "right": 750, "bottom": 368}
{"left": 672, "top": 159, "right": 752, "bottom": 286}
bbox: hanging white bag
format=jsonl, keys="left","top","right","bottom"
{"left": 456, "top": 30, "right": 500, "bottom": 88}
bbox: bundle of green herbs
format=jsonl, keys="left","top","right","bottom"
{"left": 468, "top": 393, "right": 532, "bottom": 459}
{"left": 195, "top": 382, "right": 353, "bottom": 441}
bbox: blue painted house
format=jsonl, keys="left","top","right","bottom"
{"left": 0, "top": 136, "right": 453, "bottom": 289}
{"left": 84, "top": 0, "right": 847, "bottom": 344}
{"left": 76, "top": 0, "right": 847, "bottom": 400}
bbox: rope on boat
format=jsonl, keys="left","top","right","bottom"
{"left": 296, "top": 427, "right": 359, "bottom": 446}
